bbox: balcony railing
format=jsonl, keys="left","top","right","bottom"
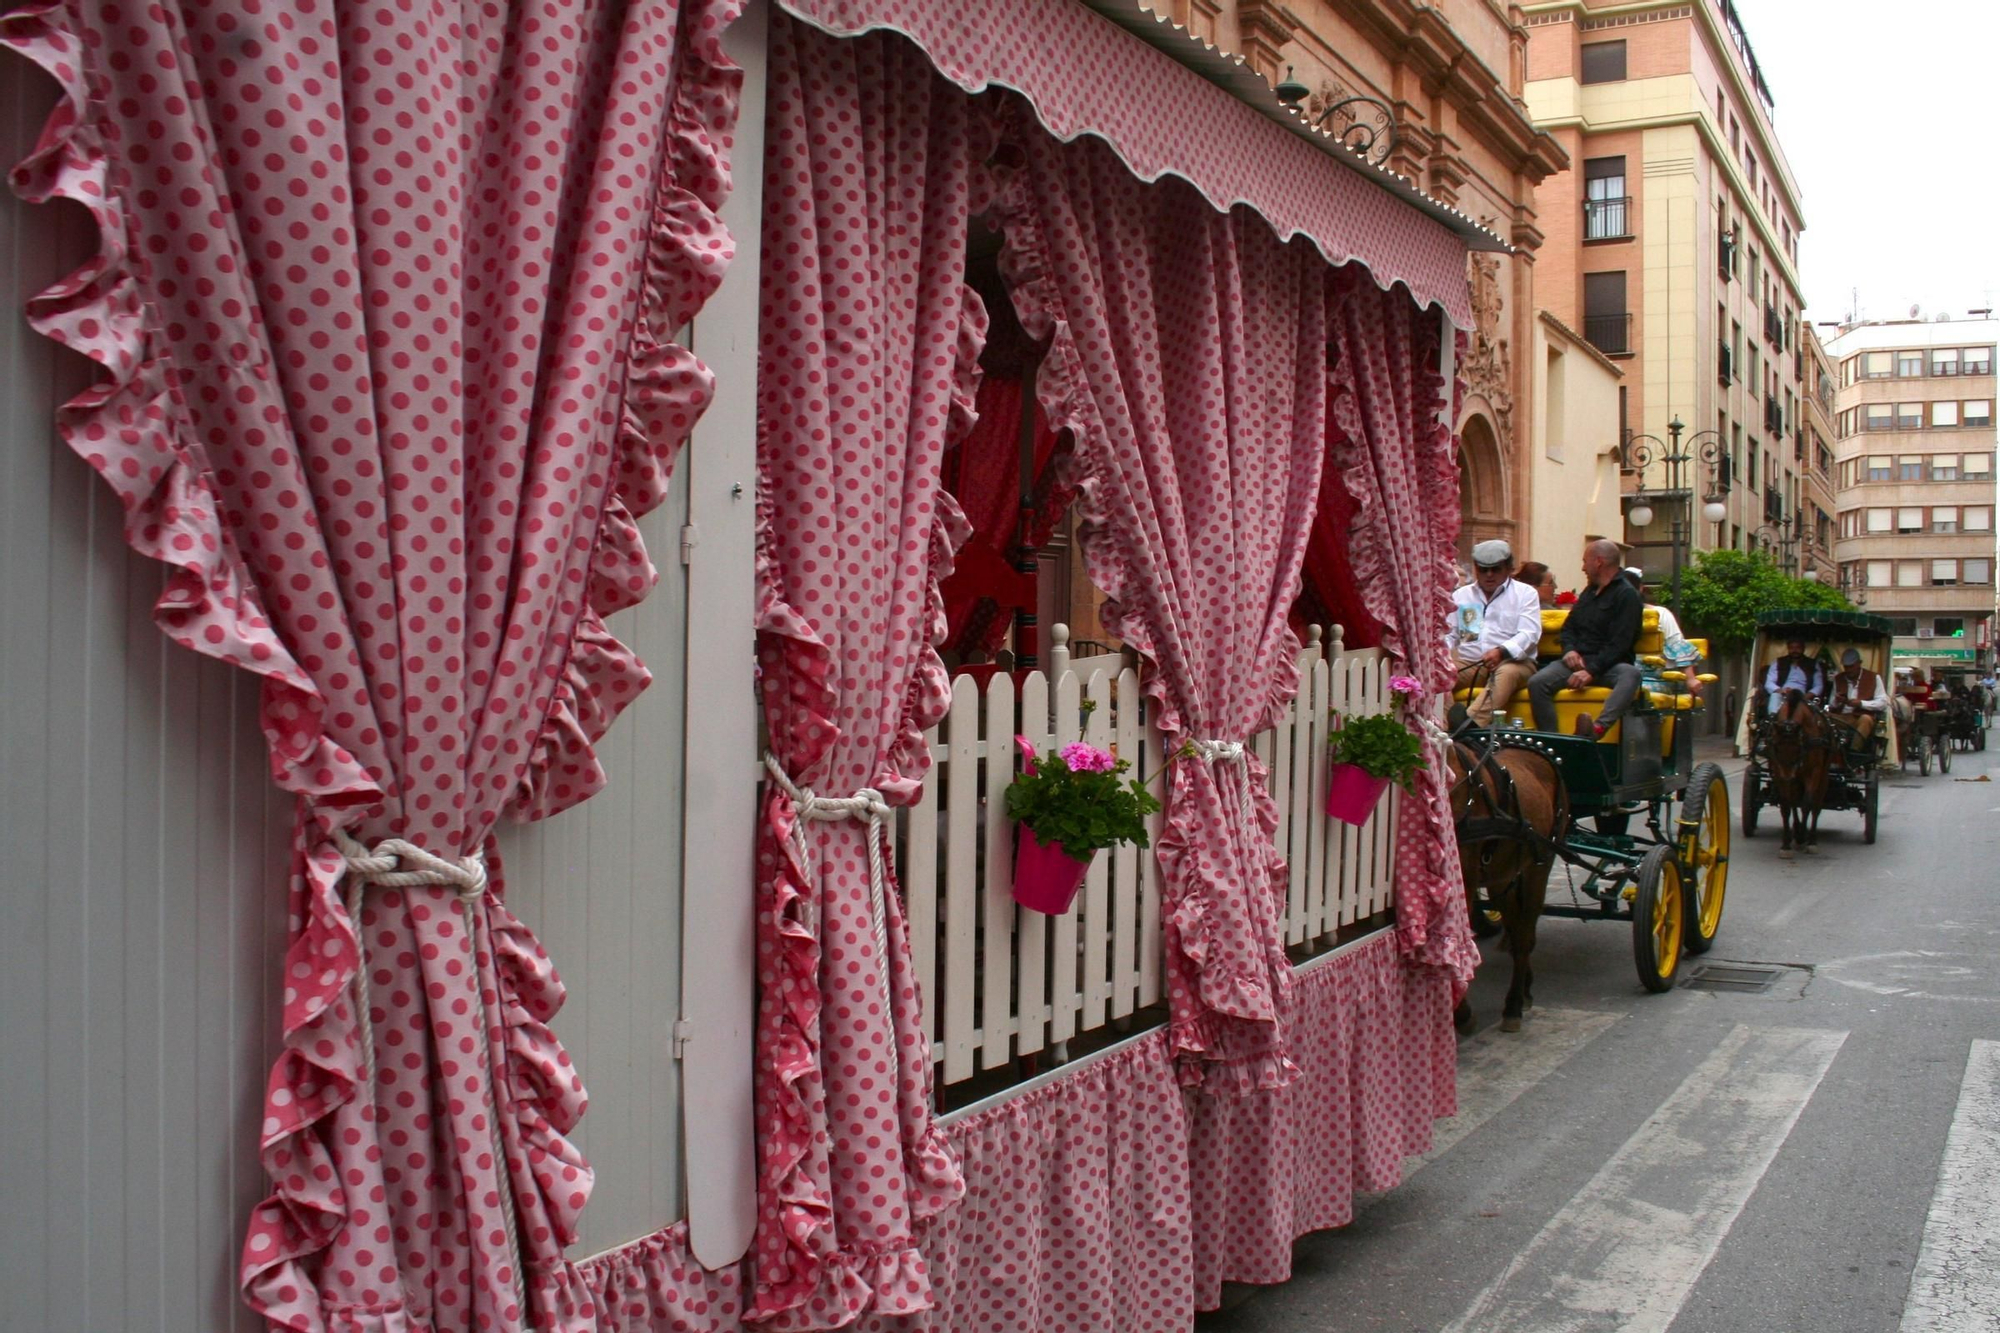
{"left": 1584, "top": 313, "right": 1632, "bottom": 355}
{"left": 1718, "top": 341, "right": 1734, "bottom": 385}
{"left": 1764, "top": 397, "right": 1784, "bottom": 435}
{"left": 1583, "top": 196, "right": 1632, "bottom": 240}
{"left": 1718, "top": 229, "right": 1737, "bottom": 280}
{"left": 1764, "top": 488, "right": 1785, "bottom": 522}
{"left": 1764, "top": 304, "right": 1783, "bottom": 346}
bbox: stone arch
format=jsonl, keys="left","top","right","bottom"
{"left": 1455, "top": 406, "right": 1510, "bottom": 560}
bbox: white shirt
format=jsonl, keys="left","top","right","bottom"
{"left": 1763, "top": 654, "right": 1826, "bottom": 706}
{"left": 1445, "top": 577, "right": 1543, "bottom": 666}
{"left": 1829, "top": 668, "right": 1888, "bottom": 714}
{"left": 1649, "top": 604, "right": 1700, "bottom": 667}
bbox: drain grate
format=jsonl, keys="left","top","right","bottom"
{"left": 1683, "top": 962, "right": 1785, "bottom": 993}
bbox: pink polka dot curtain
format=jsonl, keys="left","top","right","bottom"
{"left": 1326, "top": 268, "right": 1480, "bottom": 991}
{"left": 0, "top": 0, "right": 741, "bottom": 1327}
{"left": 749, "top": 17, "right": 982, "bottom": 1329}
{"left": 990, "top": 118, "right": 1330, "bottom": 1094}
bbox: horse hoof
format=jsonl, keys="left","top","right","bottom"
{"left": 1805, "top": 844, "right": 1820, "bottom": 855}
{"left": 1453, "top": 1003, "right": 1476, "bottom": 1036}
{"left": 1779, "top": 848, "right": 1795, "bottom": 860}
{"left": 1501, "top": 1015, "right": 1522, "bottom": 1033}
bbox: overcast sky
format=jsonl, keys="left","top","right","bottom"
{"left": 1749, "top": 0, "right": 2000, "bottom": 325}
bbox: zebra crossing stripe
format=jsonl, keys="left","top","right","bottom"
{"left": 1899, "top": 1038, "right": 2000, "bottom": 1331}
{"left": 1404, "top": 1007, "right": 1623, "bottom": 1175}
{"left": 1441, "top": 1023, "right": 1847, "bottom": 1333}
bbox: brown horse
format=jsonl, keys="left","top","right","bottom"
{"left": 1447, "top": 736, "right": 1570, "bottom": 1033}
{"left": 1764, "top": 688, "right": 1830, "bottom": 857}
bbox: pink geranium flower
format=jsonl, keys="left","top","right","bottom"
{"left": 1388, "top": 675, "right": 1423, "bottom": 698}
{"left": 1060, "top": 742, "right": 1117, "bottom": 773}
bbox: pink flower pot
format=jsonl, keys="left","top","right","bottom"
{"left": 1013, "top": 829, "right": 1094, "bottom": 915}
{"left": 1325, "top": 762, "right": 1391, "bottom": 825}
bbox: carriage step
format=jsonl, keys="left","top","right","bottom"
{"left": 1681, "top": 962, "right": 1786, "bottom": 994}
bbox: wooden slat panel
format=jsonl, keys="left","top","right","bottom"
{"left": 979, "top": 672, "right": 1017, "bottom": 1071}
{"left": 1078, "top": 671, "right": 1113, "bottom": 1032}
{"left": 1138, "top": 696, "right": 1166, "bottom": 1009}
{"left": 1046, "top": 670, "right": 1082, "bottom": 1047}
{"left": 1108, "top": 667, "right": 1142, "bottom": 1019}
{"left": 1012, "top": 671, "right": 1050, "bottom": 1058}
{"left": 905, "top": 734, "right": 940, "bottom": 1056}
{"left": 941, "top": 676, "right": 981, "bottom": 1084}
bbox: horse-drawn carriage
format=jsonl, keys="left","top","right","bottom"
{"left": 1941, "top": 688, "right": 1987, "bottom": 755}
{"left": 1735, "top": 609, "right": 1898, "bottom": 845}
{"left": 1451, "top": 607, "right": 1729, "bottom": 1010}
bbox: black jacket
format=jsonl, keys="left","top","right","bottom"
{"left": 1561, "top": 577, "right": 1643, "bottom": 679}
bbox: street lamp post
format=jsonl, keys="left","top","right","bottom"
{"left": 1751, "top": 508, "right": 1812, "bottom": 579}
{"left": 1618, "top": 416, "right": 1727, "bottom": 618}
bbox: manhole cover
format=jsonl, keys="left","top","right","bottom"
{"left": 1683, "top": 962, "right": 1785, "bottom": 993}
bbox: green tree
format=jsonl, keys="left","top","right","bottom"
{"left": 1674, "top": 548, "right": 1850, "bottom": 660}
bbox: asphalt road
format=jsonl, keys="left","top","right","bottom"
{"left": 1202, "top": 728, "right": 2000, "bottom": 1333}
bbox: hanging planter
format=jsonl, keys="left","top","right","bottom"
{"left": 1326, "top": 674, "right": 1427, "bottom": 826}
{"left": 1006, "top": 733, "right": 1161, "bottom": 916}
{"left": 1012, "top": 827, "right": 1095, "bottom": 915}
{"left": 1325, "top": 761, "right": 1393, "bottom": 824}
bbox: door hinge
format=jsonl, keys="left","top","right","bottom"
{"left": 679, "top": 522, "right": 699, "bottom": 565}
{"left": 672, "top": 1017, "right": 694, "bottom": 1059}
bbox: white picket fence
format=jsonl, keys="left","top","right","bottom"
{"left": 894, "top": 625, "right": 1399, "bottom": 1088}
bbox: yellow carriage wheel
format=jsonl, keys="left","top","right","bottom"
{"left": 1677, "top": 762, "right": 1729, "bottom": 955}
{"left": 1632, "top": 846, "right": 1683, "bottom": 993}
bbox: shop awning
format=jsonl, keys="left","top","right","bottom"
{"left": 775, "top": 0, "right": 1485, "bottom": 326}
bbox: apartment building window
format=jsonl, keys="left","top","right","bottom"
{"left": 1965, "top": 347, "right": 1994, "bottom": 375}
{"left": 1897, "top": 351, "right": 1925, "bottom": 377}
{"left": 1581, "top": 40, "right": 1627, "bottom": 83}
{"left": 1932, "top": 455, "right": 1959, "bottom": 481}
{"left": 1933, "top": 506, "right": 1958, "bottom": 533}
{"left": 1867, "top": 560, "right": 1893, "bottom": 589}
{"left": 1862, "top": 351, "right": 1892, "bottom": 379}
{"left": 1933, "top": 401, "right": 1960, "bottom": 428}
{"left": 1748, "top": 445, "right": 1759, "bottom": 489}
{"left": 1583, "top": 158, "right": 1629, "bottom": 239}
{"left": 1932, "top": 347, "right": 1959, "bottom": 376}
{"left": 1898, "top": 560, "right": 1923, "bottom": 587}
{"left": 1887, "top": 617, "right": 1918, "bottom": 637}
{"left": 1897, "top": 507, "right": 1924, "bottom": 533}
{"left": 1934, "top": 617, "right": 1965, "bottom": 635}
{"left": 1865, "top": 404, "right": 1893, "bottom": 431}
{"left": 1965, "top": 452, "right": 1993, "bottom": 477}
{"left": 1865, "top": 455, "right": 1890, "bottom": 481}
{"left": 1747, "top": 343, "right": 1760, "bottom": 389}
{"left": 1896, "top": 403, "right": 1923, "bottom": 429}
{"left": 1867, "top": 508, "right": 1892, "bottom": 533}
{"left": 1966, "top": 402, "right": 1992, "bottom": 428}
{"left": 1931, "top": 563, "right": 1958, "bottom": 587}
{"left": 1732, "top": 321, "right": 1743, "bottom": 379}
{"left": 1583, "top": 272, "right": 1629, "bottom": 354}
{"left": 1967, "top": 506, "right": 1994, "bottom": 531}
{"left": 1967, "top": 560, "right": 1994, "bottom": 585}
{"left": 1899, "top": 456, "right": 1924, "bottom": 480}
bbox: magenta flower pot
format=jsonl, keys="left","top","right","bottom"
{"left": 1325, "top": 762, "right": 1391, "bottom": 825}
{"left": 1013, "top": 829, "right": 1094, "bottom": 915}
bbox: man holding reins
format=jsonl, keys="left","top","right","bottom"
{"left": 1446, "top": 539, "right": 1543, "bottom": 728}
{"left": 1826, "top": 647, "right": 1888, "bottom": 749}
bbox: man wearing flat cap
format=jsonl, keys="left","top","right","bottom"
{"left": 1827, "top": 647, "right": 1887, "bottom": 744}
{"left": 1446, "top": 539, "right": 1542, "bottom": 727}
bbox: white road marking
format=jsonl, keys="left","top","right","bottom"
{"left": 1899, "top": 1039, "right": 2000, "bottom": 1332}
{"left": 1441, "top": 1023, "right": 1847, "bottom": 1333}
{"left": 1413, "top": 1008, "right": 1623, "bottom": 1173}
{"left": 1764, "top": 888, "right": 1825, "bottom": 929}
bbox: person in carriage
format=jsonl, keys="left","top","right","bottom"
{"left": 1446, "top": 538, "right": 1544, "bottom": 728}
{"left": 1825, "top": 647, "right": 1889, "bottom": 760}
{"left": 1759, "top": 636, "right": 1826, "bottom": 714}
{"left": 1527, "top": 539, "right": 1644, "bottom": 739}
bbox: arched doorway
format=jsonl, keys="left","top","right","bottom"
{"left": 1456, "top": 410, "right": 1509, "bottom": 560}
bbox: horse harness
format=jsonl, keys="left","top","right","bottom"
{"left": 1449, "top": 732, "right": 1564, "bottom": 868}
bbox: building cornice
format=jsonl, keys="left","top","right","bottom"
{"left": 1520, "top": 0, "right": 1803, "bottom": 218}
{"left": 1527, "top": 101, "right": 1804, "bottom": 300}
{"left": 1321, "top": 0, "right": 1569, "bottom": 182}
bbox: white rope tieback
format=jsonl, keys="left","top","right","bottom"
{"left": 333, "top": 826, "right": 520, "bottom": 1304}
{"left": 763, "top": 754, "right": 894, "bottom": 985}
{"left": 1187, "top": 736, "right": 1255, "bottom": 829}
